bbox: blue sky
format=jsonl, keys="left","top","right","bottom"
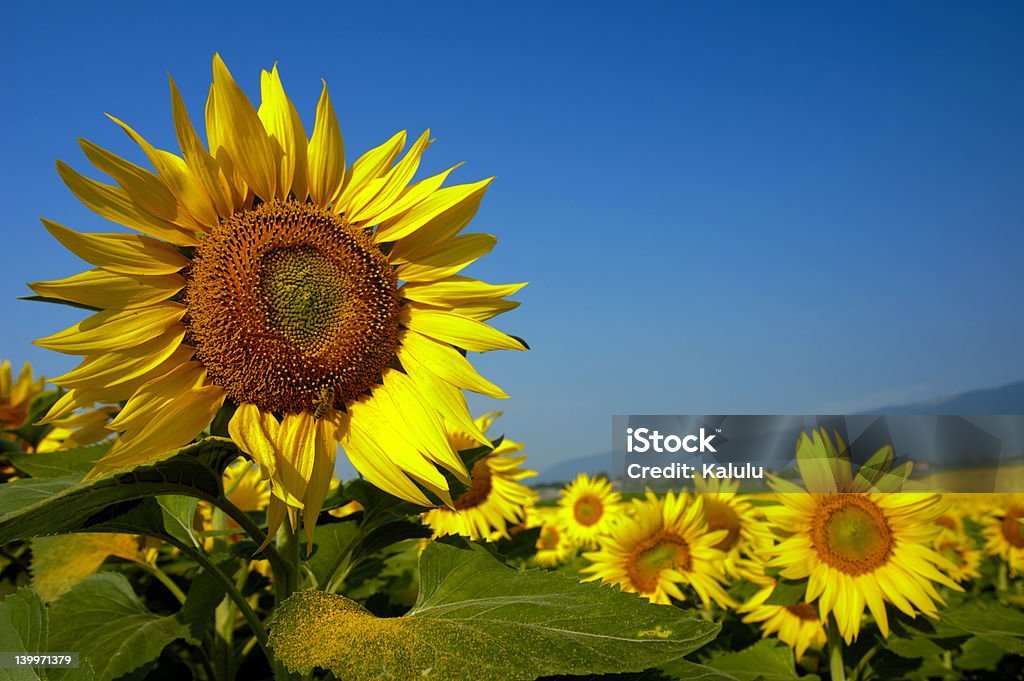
{"left": 1, "top": 2, "right": 1022, "bottom": 474}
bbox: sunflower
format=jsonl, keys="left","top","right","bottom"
{"left": 739, "top": 583, "right": 827, "bottom": 661}
{"left": 421, "top": 412, "right": 536, "bottom": 540}
{"left": 31, "top": 55, "right": 526, "bottom": 545}
{"left": 581, "top": 492, "right": 734, "bottom": 607}
{"left": 557, "top": 473, "right": 622, "bottom": 548}
{"left": 694, "top": 476, "right": 775, "bottom": 585}
{"left": 767, "top": 429, "right": 961, "bottom": 644}
{"left": 0, "top": 360, "right": 45, "bottom": 433}
{"left": 528, "top": 506, "right": 575, "bottom": 567}
{"left": 981, "top": 495, "right": 1024, "bottom": 575}
{"left": 935, "top": 536, "right": 982, "bottom": 583}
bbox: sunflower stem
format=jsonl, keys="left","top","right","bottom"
{"left": 276, "top": 516, "right": 300, "bottom": 600}
{"left": 211, "top": 495, "right": 291, "bottom": 596}
{"left": 135, "top": 560, "right": 187, "bottom": 605}
{"left": 827, "top": 616, "right": 846, "bottom": 681}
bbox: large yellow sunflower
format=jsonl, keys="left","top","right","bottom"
{"left": 767, "top": 429, "right": 961, "bottom": 644}
{"left": 981, "top": 495, "right": 1024, "bottom": 575}
{"left": 581, "top": 491, "right": 734, "bottom": 607}
{"left": 557, "top": 473, "right": 622, "bottom": 548}
{"left": 31, "top": 55, "right": 526, "bottom": 545}
{"left": 421, "top": 411, "right": 537, "bottom": 540}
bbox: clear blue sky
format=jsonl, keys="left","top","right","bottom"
{"left": 2, "top": 1, "right": 1022, "bottom": 474}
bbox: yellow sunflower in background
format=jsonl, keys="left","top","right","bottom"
{"left": 527, "top": 505, "right": 574, "bottom": 567}
{"left": 0, "top": 360, "right": 44, "bottom": 431}
{"left": 767, "top": 429, "right": 961, "bottom": 644}
{"left": 422, "top": 411, "right": 537, "bottom": 540}
{"left": 694, "top": 476, "right": 774, "bottom": 585}
{"left": 981, "top": 495, "right": 1024, "bottom": 575}
{"left": 935, "top": 536, "right": 982, "bottom": 583}
{"left": 557, "top": 473, "right": 622, "bottom": 548}
{"left": 31, "top": 55, "right": 526, "bottom": 545}
{"left": 739, "top": 583, "right": 827, "bottom": 662}
{"left": 581, "top": 492, "right": 734, "bottom": 607}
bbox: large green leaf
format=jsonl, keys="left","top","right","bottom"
{"left": 940, "top": 601, "right": 1024, "bottom": 654}
{"left": 4, "top": 444, "right": 110, "bottom": 480}
{"left": 269, "top": 539, "right": 720, "bottom": 680}
{"left": 47, "top": 573, "right": 190, "bottom": 681}
{"left": 0, "top": 438, "right": 239, "bottom": 544}
{"left": 701, "top": 640, "right": 814, "bottom": 681}
{"left": 0, "top": 589, "right": 47, "bottom": 681}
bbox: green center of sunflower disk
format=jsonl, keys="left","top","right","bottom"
{"left": 826, "top": 505, "right": 888, "bottom": 563}
{"left": 260, "top": 247, "right": 348, "bottom": 353}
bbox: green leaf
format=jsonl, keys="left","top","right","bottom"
{"left": 763, "top": 579, "right": 806, "bottom": 607}
{"left": 269, "top": 539, "right": 720, "bottom": 681}
{"left": 941, "top": 601, "right": 1024, "bottom": 654}
{"left": 885, "top": 633, "right": 946, "bottom": 659}
{"left": 956, "top": 636, "right": 1006, "bottom": 671}
{"left": 660, "top": 657, "right": 740, "bottom": 681}
{"left": 0, "top": 438, "right": 239, "bottom": 544}
{"left": 303, "top": 521, "right": 358, "bottom": 588}
{"left": 5, "top": 444, "right": 110, "bottom": 480}
{"left": 48, "top": 573, "right": 190, "bottom": 681}
{"left": 0, "top": 588, "right": 47, "bottom": 681}
{"left": 705, "top": 640, "right": 810, "bottom": 681}
{"left": 180, "top": 564, "right": 229, "bottom": 643}
{"left": 156, "top": 496, "right": 199, "bottom": 549}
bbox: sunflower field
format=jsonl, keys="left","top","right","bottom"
{"left": 1, "top": 56, "right": 1023, "bottom": 681}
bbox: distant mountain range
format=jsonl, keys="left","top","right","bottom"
{"left": 531, "top": 380, "right": 1024, "bottom": 485}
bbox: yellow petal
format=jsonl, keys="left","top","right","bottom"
{"left": 399, "top": 330, "right": 508, "bottom": 398}
{"left": 334, "top": 130, "right": 405, "bottom": 212}
{"left": 393, "top": 350, "right": 491, "bottom": 448}
{"left": 370, "top": 162, "right": 463, "bottom": 227}
{"left": 37, "top": 389, "right": 82, "bottom": 425}
{"left": 445, "top": 299, "right": 520, "bottom": 322}
{"left": 211, "top": 54, "right": 277, "bottom": 201}
{"left": 400, "top": 275, "right": 527, "bottom": 305}
{"left": 347, "top": 129, "right": 431, "bottom": 224}
{"left": 403, "top": 306, "right": 525, "bottom": 352}
{"left": 258, "top": 65, "right": 308, "bottom": 201}
{"left": 56, "top": 161, "right": 200, "bottom": 246}
{"left": 30, "top": 269, "right": 184, "bottom": 311}
{"left": 338, "top": 410, "right": 433, "bottom": 507}
{"left": 258, "top": 495, "right": 288, "bottom": 552}
{"left": 90, "top": 384, "right": 225, "bottom": 471}
{"left": 306, "top": 81, "right": 345, "bottom": 207}
{"left": 204, "top": 82, "right": 249, "bottom": 210}
{"left": 228, "top": 402, "right": 279, "bottom": 480}
{"left": 394, "top": 233, "right": 497, "bottom": 282}
{"left": 52, "top": 330, "right": 187, "bottom": 390}
{"left": 302, "top": 416, "right": 337, "bottom": 552}
{"left": 375, "top": 370, "right": 468, "bottom": 481}
{"left": 78, "top": 139, "right": 181, "bottom": 224}
{"left": 105, "top": 115, "right": 219, "bottom": 231}
{"left": 42, "top": 219, "right": 189, "bottom": 276}
{"left": 376, "top": 177, "right": 491, "bottom": 244}
{"left": 169, "top": 76, "right": 235, "bottom": 217}
{"left": 274, "top": 412, "right": 317, "bottom": 508}
{"left": 106, "top": 361, "right": 207, "bottom": 432}
{"left": 34, "top": 303, "right": 186, "bottom": 355}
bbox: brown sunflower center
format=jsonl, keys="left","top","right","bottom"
{"left": 1001, "top": 504, "right": 1024, "bottom": 548}
{"left": 453, "top": 457, "right": 494, "bottom": 510}
{"left": 703, "top": 498, "right": 741, "bottom": 552}
{"left": 537, "top": 524, "right": 561, "bottom": 551}
{"left": 785, "top": 603, "right": 819, "bottom": 622}
{"left": 626, "top": 531, "right": 692, "bottom": 593}
{"left": 810, "top": 494, "right": 893, "bottom": 575}
{"left": 185, "top": 200, "right": 400, "bottom": 414}
{"left": 573, "top": 494, "right": 604, "bottom": 526}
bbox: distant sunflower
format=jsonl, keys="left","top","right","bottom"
{"left": 739, "top": 583, "right": 827, "bottom": 661}
{"left": 0, "top": 360, "right": 44, "bottom": 430}
{"left": 981, "top": 496, "right": 1024, "bottom": 575}
{"left": 695, "top": 476, "right": 775, "bottom": 585}
{"left": 528, "top": 506, "right": 574, "bottom": 567}
{"left": 558, "top": 473, "right": 622, "bottom": 548}
{"left": 31, "top": 55, "right": 526, "bottom": 545}
{"left": 935, "top": 536, "right": 982, "bottom": 583}
{"left": 767, "top": 429, "right": 961, "bottom": 643}
{"left": 421, "top": 412, "right": 536, "bottom": 541}
{"left": 581, "top": 492, "right": 733, "bottom": 607}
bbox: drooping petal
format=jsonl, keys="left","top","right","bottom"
{"left": 228, "top": 402, "right": 280, "bottom": 480}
